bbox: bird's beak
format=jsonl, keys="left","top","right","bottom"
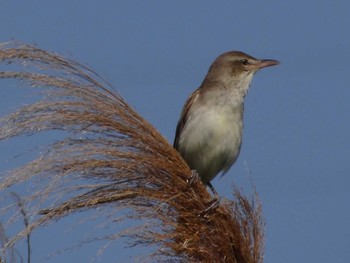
{"left": 254, "top": 59, "right": 280, "bottom": 70}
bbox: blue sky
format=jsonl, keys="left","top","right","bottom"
{"left": 1, "top": 1, "right": 349, "bottom": 262}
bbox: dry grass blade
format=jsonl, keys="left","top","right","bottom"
{"left": 0, "top": 42, "right": 265, "bottom": 262}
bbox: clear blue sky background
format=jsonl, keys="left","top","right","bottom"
{"left": 1, "top": 1, "right": 349, "bottom": 262}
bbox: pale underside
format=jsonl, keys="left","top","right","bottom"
{"left": 177, "top": 97, "right": 243, "bottom": 184}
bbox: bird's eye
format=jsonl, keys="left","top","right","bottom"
{"left": 240, "top": 59, "right": 249, "bottom": 65}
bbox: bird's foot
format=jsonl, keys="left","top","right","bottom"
{"left": 187, "top": 170, "right": 200, "bottom": 186}
{"left": 206, "top": 196, "right": 221, "bottom": 211}
{"left": 199, "top": 196, "right": 221, "bottom": 216}
{"left": 198, "top": 182, "right": 221, "bottom": 216}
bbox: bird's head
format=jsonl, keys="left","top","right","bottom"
{"left": 203, "top": 51, "right": 279, "bottom": 89}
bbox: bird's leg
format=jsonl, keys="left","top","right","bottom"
{"left": 187, "top": 172, "right": 221, "bottom": 214}
{"left": 207, "top": 182, "right": 218, "bottom": 196}
{"left": 200, "top": 182, "right": 221, "bottom": 215}
{"left": 207, "top": 183, "right": 221, "bottom": 207}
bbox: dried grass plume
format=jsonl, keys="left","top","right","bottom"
{"left": 0, "top": 42, "right": 265, "bottom": 262}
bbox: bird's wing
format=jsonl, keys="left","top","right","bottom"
{"left": 173, "top": 88, "right": 200, "bottom": 149}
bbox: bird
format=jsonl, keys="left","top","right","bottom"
{"left": 173, "top": 51, "right": 279, "bottom": 194}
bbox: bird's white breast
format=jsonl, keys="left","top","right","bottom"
{"left": 177, "top": 99, "right": 243, "bottom": 183}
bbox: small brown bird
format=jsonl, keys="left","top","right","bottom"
{"left": 174, "top": 51, "right": 279, "bottom": 194}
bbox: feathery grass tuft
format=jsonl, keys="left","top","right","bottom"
{"left": 0, "top": 42, "right": 264, "bottom": 262}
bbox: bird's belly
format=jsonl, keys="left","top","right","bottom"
{"left": 178, "top": 107, "right": 243, "bottom": 184}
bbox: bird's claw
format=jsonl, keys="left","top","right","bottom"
{"left": 199, "top": 196, "right": 221, "bottom": 217}
{"left": 187, "top": 170, "right": 200, "bottom": 186}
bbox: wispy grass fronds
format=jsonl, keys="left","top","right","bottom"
{"left": 0, "top": 42, "right": 264, "bottom": 262}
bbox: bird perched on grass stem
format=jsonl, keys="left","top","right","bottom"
{"left": 174, "top": 51, "right": 279, "bottom": 194}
